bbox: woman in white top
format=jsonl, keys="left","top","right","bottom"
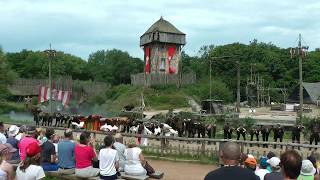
{"left": 16, "top": 142, "right": 45, "bottom": 180}
{"left": 99, "top": 135, "right": 119, "bottom": 180}
{"left": 124, "top": 140, "right": 147, "bottom": 176}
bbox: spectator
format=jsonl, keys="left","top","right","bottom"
{"left": 204, "top": 142, "right": 258, "bottom": 180}
{"left": 0, "top": 122, "right": 7, "bottom": 144}
{"left": 244, "top": 157, "right": 257, "bottom": 171}
{"left": 19, "top": 126, "right": 38, "bottom": 161}
{"left": 15, "top": 125, "right": 27, "bottom": 141}
{"left": 264, "top": 157, "right": 283, "bottom": 180}
{"left": 280, "top": 150, "right": 302, "bottom": 180}
{"left": 6, "top": 125, "right": 20, "bottom": 164}
{"left": 36, "top": 128, "right": 47, "bottom": 146}
{"left": 40, "top": 128, "right": 58, "bottom": 171}
{"left": 57, "top": 129, "right": 75, "bottom": 175}
{"left": 307, "top": 155, "right": 319, "bottom": 180}
{"left": 124, "top": 139, "right": 147, "bottom": 176}
{"left": 113, "top": 133, "right": 126, "bottom": 171}
{"left": 266, "top": 151, "right": 276, "bottom": 172}
{"left": 99, "top": 135, "right": 119, "bottom": 180}
{"left": 297, "top": 160, "right": 316, "bottom": 180}
{"left": 75, "top": 131, "right": 99, "bottom": 178}
{"left": 16, "top": 142, "right": 45, "bottom": 180}
{"left": 0, "top": 143, "right": 17, "bottom": 180}
{"left": 255, "top": 157, "right": 270, "bottom": 180}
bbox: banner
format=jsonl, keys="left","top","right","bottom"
{"left": 38, "top": 86, "right": 71, "bottom": 107}
{"left": 145, "top": 47, "right": 150, "bottom": 74}
{"left": 167, "top": 46, "right": 176, "bottom": 74}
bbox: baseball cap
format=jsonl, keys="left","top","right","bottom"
{"left": 0, "top": 143, "right": 17, "bottom": 154}
{"left": 267, "top": 157, "right": 280, "bottom": 167}
{"left": 26, "top": 142, "right": 41, "bottom": 157}
{"left": 301, "top": 160, "right": 316, "bottom": 176}
{"left": 244, "top": 157, "right": 257, "bottom": 169}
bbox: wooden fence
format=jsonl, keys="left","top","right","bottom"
{"left": 131, "top": 73, "right": 196, "bottom": 87}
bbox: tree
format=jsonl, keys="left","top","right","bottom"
{"left": 0, "top": 48, "right": 16, "bottom": 99}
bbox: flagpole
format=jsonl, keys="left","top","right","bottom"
{"left": 44, "top": 44, "right": 56, "bottom": 114}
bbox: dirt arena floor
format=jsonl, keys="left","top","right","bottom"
{"left": 146, "top": 159, "right": 214, "bottom": 180}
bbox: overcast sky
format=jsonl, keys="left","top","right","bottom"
{"left": 0, "top": 0, "right": 319, "bottom": 60}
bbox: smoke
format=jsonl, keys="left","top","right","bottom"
{"left": 6, "top": 111, "right": 33, "bottom": 121}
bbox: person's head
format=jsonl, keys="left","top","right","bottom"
{"left": 0, "top": 143, "right": 16, "bottom": 161}
{"left": 267, "top": 157, "right": 281, "bottom": 172}
{"left": 8, "top": 125, "right": 19, "bottom": 137}
{"left": 0, "top": 122, "right": 4, "bottom": 132}
{"left": 260, "top": 157, "right": 268, "bottom": 169}
{"left": 300, "top": 160, "right": 316, "bottom": 176}
{"left": 240, "top": 153, "right": 248, "bottom": 165}
{"left": 64, "top": 129, "right": 73, "bottom": 139}
{"left": 104, "top": 135, "right": 114, "bottom": 147}
{"left": 267, "top": 151, "right": 276, "bottom": 159}
{"left": 307, "top": 155, "right": 317, "bottom": 170}
{"left": 280, "top": 150, "right": 302, "bottom": 179}
{"left": 127, "top": 138, "right": 137, "bottom": 148}
{"left": 20, "top": 142, "right": 41, "bottom": 172}
{"left": 114, "top": 133, "right": 123, "bottom": 143}
{"left": 79, "top": 131, "right": 91, "bottom": 145}
{"left": 45, "top": 128, "right": 55, "bottom": 140}
{"left": 220, "top": 142, "right": 241, "bottom": 166}
{"left": 244, "top": 157, "right": 257, "bottom": 171}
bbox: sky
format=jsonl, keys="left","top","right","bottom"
{"left": 0, "top": 0, "right": 319, "bottom": 60}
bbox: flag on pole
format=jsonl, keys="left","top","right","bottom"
{"left": 145, "top": 47, "right": 150, "bottom": 74}
{"left": 167, "top": 46, "right": 176, "bottom": 74}
{"left": 37, "top": 86, "right": 71, "bottom": 106}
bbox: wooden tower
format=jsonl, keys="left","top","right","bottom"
{"left": 140, "top": 17, "right": 186, "bottom": 74}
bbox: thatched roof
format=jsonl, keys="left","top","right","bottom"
{"left": 143, "top": 17, "right": 185, "bottom": 35}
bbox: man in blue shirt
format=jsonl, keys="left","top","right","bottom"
{"left": 58, "top": 129, "right": 75, "bottom": 175}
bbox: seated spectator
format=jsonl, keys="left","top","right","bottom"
{"left": 57, "top": 129, "right": 75, "bottom": 175}
{"left": 280, "top": 150, "right": 302, "bottom": 180}
{"left": 15, "top": 125, "right": 27, "bottom": 141}
{"left": 124, "top": 139, "right": 147, "bottom": 176}
{"left": 75, "top": 132, "right": 99, "bottom": 178}
{"left": 16, "top": 142, "right": 45, "bottom": 180}
{"left": 0, "top": 122, "right": 7, "bottom": 144}
{"left": 0, "top": 143, "right": 17, "bottom": 180}
{"left": 255, "top": 157, "right": 270, "bottom": 180}
{"left": 240, "top": 153, "right": 248, "bottom": 168}
{"left": 19, "top": 127, "right": 39, "bottom": 161}
{"left": 264, "top": 157, "right": 283, "bottom": 180}
{"left": 6, "top": 125, "right": 20, "bottom": 164}
{"left": 297, "top": 160, "right": 316, "bottom": 180}
{"left": 244, "top": 157, "right": 257, "bottom": 171}
{"left": 266, "top": 151, "right": 276, "bottom": 172}
{"left": 205, "top": 142, "right": 259, "bottom": 180}
{"left": 307, "top": 155, "right": 319, "bottom": 180}
{"left": 113, "top": 133, "right": 126, "bottom": 171}
{"left": 40, "top": 128, "right": 58, "bottom": 171}
{"left": 36, "top": 128, "right": 47, "bottom": 145}
{"left": 99, "top": 135, "right": 119, "bottom": 180}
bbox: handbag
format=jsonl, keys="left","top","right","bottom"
{"left": 143, "top": 161, "right": 155, "bottom": 175}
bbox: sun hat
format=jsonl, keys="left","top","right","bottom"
{"left": 0, "top": 143, "right": 17, "bottom": 154}
{"left": 301, "top": 160, "right": 316, "bottom": 176}
{"left": 8, "top": 125, "right": 19, "bottom": 137}
{"left": 26, "top": 142, "right": 41, "bottom": 157}
{"left": 267, "top": 157, "right": 280, "bottom": 167}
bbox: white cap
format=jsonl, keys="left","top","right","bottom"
{"left": 8, "top": 125, "right": 19, "bottom": 137}
{"left": 301, "top": 160, "right": 316, "bottom": 176}
{"left": 267, "top": 157, "right": 280, "bottom": 167}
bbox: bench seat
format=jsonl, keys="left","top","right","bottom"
{"left": 120, "top": 172, "right": 149, "bottom": 180}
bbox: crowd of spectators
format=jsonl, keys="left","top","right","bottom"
{"left": 205, "top": 141, "right": 320, "bottom": 180}
{"left": 0, "top": 122, "right": 154, "bottom": 180}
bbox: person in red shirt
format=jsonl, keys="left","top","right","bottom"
{"left": 74, "top": 131, "right": 99, "bottom": 178}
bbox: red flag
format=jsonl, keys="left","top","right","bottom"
{"left": 145, "top": 47, "right": 150, "bottom": 74}
{"left": 167, "top": 46, "right": 175, "bottom": 74}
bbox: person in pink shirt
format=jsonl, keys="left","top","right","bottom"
{"left": 18, "top": 128, "right": 38, "bottom": 161}
{"left": 75, "top": 131, "right": 99, "bottom": 178}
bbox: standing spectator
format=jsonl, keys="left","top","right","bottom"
{"left": 16, "top": 142, "right": 45, "bottom": 180}
{"left": 40, "top": 128, "right": 58, "bottom": 171}
{"left": 0, "top": 122, "right": 7, "bottom": 144}
{"left": 280, "top": 150, "right": 302, "bottom": 180}
{"left": 113, "top": 133, "right": 126, "bottom": 171}
{"left": 204, "top": 142, "right": 258, "bottom": 180}
{"left": 19, "top": 127, "right": 38, "bottom": 161}
{"left": 75, "top": 132, "right": 99, "bottom": 178}
{"left": 6, "top": 125, "right": 20, "bottom": 164}
{"left": 99, "top": 135, "right": 119, "bottom": 180}
{"left": 124, "top": 139, "right": 147, "bottom": 176}
{"left": 255, "top": 157, "right": 270, "bottom": 180}
{"left": 297, "top": 160, "right": 316, "bottom": 180}
{"left": 57, "top": 129, "right": 75, "bottom": 175}
{"left": 0, "top": 143, "right": 17, "bottom": 180}
{"left": 264, "top": 157, "right": 283, "bottom": 180}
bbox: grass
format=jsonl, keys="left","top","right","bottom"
{"left": 0, "top": 101, "right": 27, "bottom": 114}
{"left": 0, "top": 115, "right": 33, "bottom": 125}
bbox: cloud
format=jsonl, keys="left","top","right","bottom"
{"left": 0, "top": 0, "right": 319, "bottom": 60}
